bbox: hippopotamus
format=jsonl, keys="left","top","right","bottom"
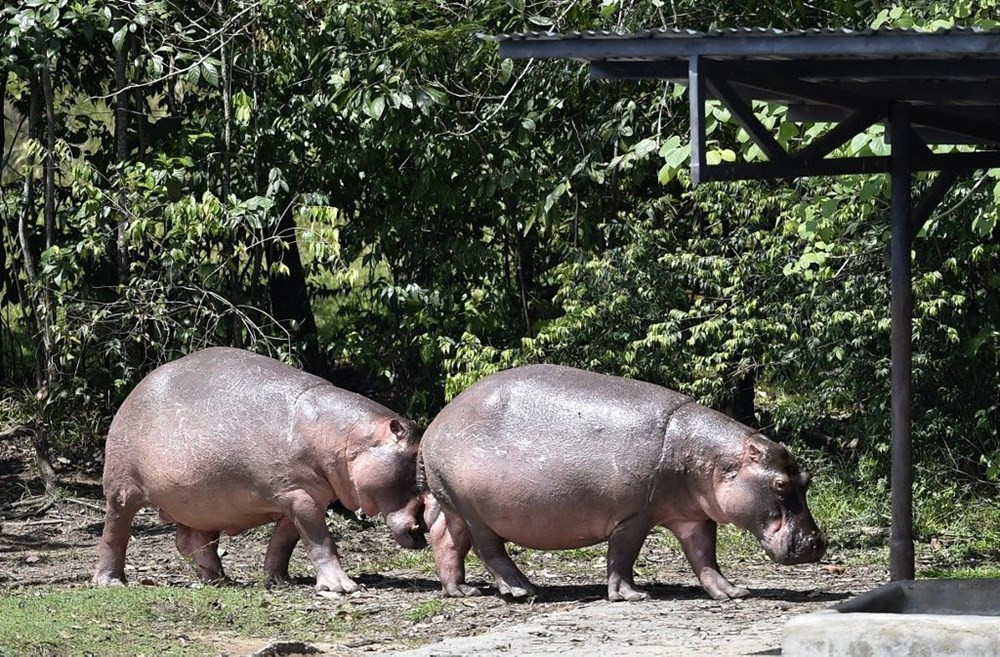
{"left": 93, "top": 347, "right": 425, "bottom": 593}
{"left": 420, "top": 364, "right": 826, "bottom": 601}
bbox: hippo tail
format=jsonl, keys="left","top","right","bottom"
{"left": 416, "top": 447, "right": 428, "bottom": 492}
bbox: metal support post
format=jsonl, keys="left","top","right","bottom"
{"left": 689, "top": 55, "right": 706, "bottom": 184}
{"left": 888, "top": 102, "right": 915, "bottom": 581}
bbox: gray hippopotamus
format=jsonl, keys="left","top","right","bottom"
{"left": 93, "top": 347, "right": 425, "bottom": 592}
{"left": 420, "top": 364, "right": 826, "bottom": 601}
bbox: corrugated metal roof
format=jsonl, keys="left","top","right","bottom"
{"left": 491, "top": 26, "right": 1000, "bottom": 63}
{"left": 487, "top": 26, "right": 1000, "bottom": 42}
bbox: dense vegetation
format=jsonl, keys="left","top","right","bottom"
{"left": 2, "top": 0, "right": 998, "bottom": 503}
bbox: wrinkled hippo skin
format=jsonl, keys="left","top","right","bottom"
{"left": 93, "top": 347, "right": 424, "bottom": 592}
{"left": 421, "top": 364, "right": 826, "bottom": 601}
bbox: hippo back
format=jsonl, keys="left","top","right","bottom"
{"left": 421, "top": 365, "right": 694, "bottom": 548}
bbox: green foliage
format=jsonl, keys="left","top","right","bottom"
{"left": 0, "top": 0, "right": 998, "bottom": 497}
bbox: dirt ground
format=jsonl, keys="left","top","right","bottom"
{"left": 0, "top": 440, "right": 883, "bottom": 656}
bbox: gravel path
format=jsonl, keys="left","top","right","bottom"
{"left": 382, "top": 568, "right": 878, "bottom": 657}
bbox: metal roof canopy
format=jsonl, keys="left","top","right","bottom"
{"left": 492, "top": 27, "right": 1000, "bottom": 582}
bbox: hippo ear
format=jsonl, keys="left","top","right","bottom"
{"left": 389, "top": 418, "right": 406, "bottom": 441}
{"left": 745, "top": 440, "right": 766, "bottom": 464}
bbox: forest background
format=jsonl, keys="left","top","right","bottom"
{"left": 1, "top": 0, "right": 999, "bottom": 554}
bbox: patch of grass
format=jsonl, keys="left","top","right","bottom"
{"left": 0, "top": 585, "right": 346, "bottom": 657}
{"left": 405, "top": 598, "right": 450, "bottom": 623}
{"left": 920, "top": 564, "right": 1000, "bottom": 579}
{"left": 355, "top": 544, "right": 438, "bottom": 575}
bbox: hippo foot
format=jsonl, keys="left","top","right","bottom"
{"left": 264, "top": 571, "right": 293, "bottom": 587}
{"left": 707, "top": 586, "right": 750, "bottom": 601}
{"left": 316, "top": 575, "right": 360, "bottom": 595}
{"left": 92, "top": 573, "right": 127, "bottom": 587}
{"left": 497, "top": 580, "right": 536, "bottom": 599}
{"left": 608, "top": 585, "right": 648, "bottom": 602}
{"left": 441, "top": 584, "right": 481, "bottom": 598}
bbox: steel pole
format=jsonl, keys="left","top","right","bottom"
{"left": 888, "top": 102, "right": 915, "bottom": 581}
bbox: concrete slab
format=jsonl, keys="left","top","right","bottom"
{"left": 782, "top": 579, "right": 1000, "bottom": 657}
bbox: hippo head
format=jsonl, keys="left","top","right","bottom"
{"left": 348, "top": 417, "right": 427, "bottom": 550}
{"left": 716, "top": 435, "right": 826, "bottom": 565}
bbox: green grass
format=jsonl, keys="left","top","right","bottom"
{"left": 921, "top": 564, "right": 1000, "bottom": 579}
{"left": 353, "top": 540, "right": 439, "bottom": 576}
{"left": 405, "top": 598, "right": 450, "bottom": 623}
{"left": 0, "top": 585, "right": 346, "bottom": 657}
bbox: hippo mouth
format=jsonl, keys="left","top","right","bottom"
{"left": 760, "top": 523, "right": 827, "bottom": 565}
{"left": 385, "top": 509, "right": 427, "bottom": 550}
{"left": 395, "top": 529, "right": 428, "bottom": 550}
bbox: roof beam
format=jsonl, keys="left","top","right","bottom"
{"left": 792, "top": 108, "right": 884, "bottom": 164}
{"left": 705, "top": 75, "right": 792, "bottom": 165}
{"left": 498, "top": 32, "right": 1000, "bottom": 61}
{"left": 720, "top": 57, "right": 1000, "bottom": 82}
{"left": 693, "top": 149, "right": 1000, "bottom": 183}
{"left": 731, "top": 72, "right": 1000, "bottom": 143}
{"left": 909, "top": 171, "right": 958, "bottom": 242}
{"left": 590, "top": 60, "right": 687, "bottom": 81}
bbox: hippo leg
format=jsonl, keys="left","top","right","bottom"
{"left": 606, "top": 515, "right": 654, "bottom": 602}
{"left": 92, "top": 490, "right": 144, "bottom": 585}
{"left": 175, "top": 525, "right": 225, "bottom": 582}
{"left": 263, "top": 515, "right": 300, "bottom": 585}
{"left": 285, "top": 493, "right": 359, "bottom": 593}
{"left": 464, "top": 518, "right": 535, "bottom": 599}
{"left": 666, "top": 519, "right": 749, "bottom": 600}
{"left": 428, "top": 506, "right": 480, "bottom": 597}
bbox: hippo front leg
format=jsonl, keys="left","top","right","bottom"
{"left": 666, "top": 519, "right": 750, "bottom": 600}
{"left": 285, "top": 493, "right": 359, "bottom": 594}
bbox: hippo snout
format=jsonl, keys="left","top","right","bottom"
{"left": 385, "top": 509, "right": 427, "bottom": 550}
{"left": 771, "top": 529, "right": 827, "bottom": 565}
{"left": 393, "top": 525, "right": 427, "bottom": 550}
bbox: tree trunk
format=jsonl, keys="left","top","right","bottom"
{"left": 218, "top": 0, "right": 232, "bottom": 202}
{"left": 0, "top": 67, "right": 6, "bottom": 382}
{"left": 0, "top": 66, "right": 6, "bottom": 281}
{"left": 40, "top": 40, "right": 56, "bottom": 250}
{"left": 17, "top": 68, "right": 43, "bottom": 380}
{"left": 723, "top": 365, "right": 757, "bottom": 427}
{"left": 113, "top": 14, "right": 130, "bottom": 283}
{"left": 16, "top": 64, "right": 59, "bottom": 493}
{"left": 31, "top": 426, "right": 59, "bottom": 495}
{"left": 217, "top": 0, "right": 241, "bottom": 346}
{"left": 266, "top": 199, "right": 325, "bottom": 376}
{"left": 0, "top": 425, "right": 58, "bottom": 495}
{"left": 514, "top": 227, "right": 535, "bottom": 337}
{"left": 130, "top": 34, "right": 148, "bottom": 157}
{"left": 250, "top": 19, "right": 267, "bottom": 311}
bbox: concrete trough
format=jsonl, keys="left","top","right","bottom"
{"left": 782, "top": 579, "right": 1000, "bottom": 656}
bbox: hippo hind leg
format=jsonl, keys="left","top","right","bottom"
{"left": 463, "top": 517, "right": 535, "bottom": 599}
{"left": 175, "top": 525, "right": 226, "bottom": 582}
{"left": 92, "top": 486, "right": 145, "bottom": 586}
{"left": 606, "top": 514, "right": 654, "bottom": 602}
{"left": 426, "top": 501, "right": 480, "bottom": 597}
{"left": 263, "top": 515, "right": 299, "bottom": 585}
{"left": 665, "top": 519, "right": 750, "bottom": 600}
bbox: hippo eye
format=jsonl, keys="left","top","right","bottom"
{"left": 771, "top": 477, "right": 790, "bottom": 496}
